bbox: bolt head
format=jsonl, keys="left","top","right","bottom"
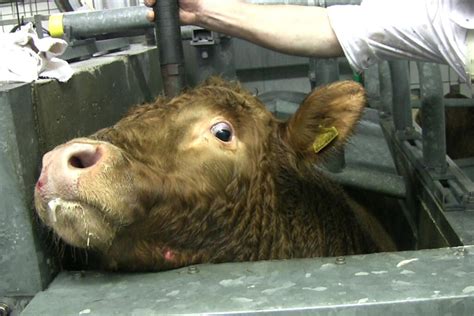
{"left": 187, "top": 266, "right": 199, "bottom": 274}
{"left": 335, "top": 256, "right": 346, "bottom": 265}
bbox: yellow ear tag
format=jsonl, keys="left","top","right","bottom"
{"left": 312, "top": 126, "right": 339, "bottom": 153}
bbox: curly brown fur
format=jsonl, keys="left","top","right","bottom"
{"left": 35, "top": 78, "right": 395, "bottom": 272}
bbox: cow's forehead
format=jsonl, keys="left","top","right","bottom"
{"left": 170, "top": 90, "right": 266, "bottom": 122}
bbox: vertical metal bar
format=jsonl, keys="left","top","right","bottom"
{"left": 308, "top": 58, "right": 339, "bottom": 89}
{"left": 192, "top": 37, "right": 237, "bottom": 84}
{"left": 389, "top": 61, "right": 413, "bottom": 134}
{"left": 364, "top": 63, "right": 381, "bottom": 109}
{"left": 417, "top": 62, "right": 447, "bottom": 174}
{"left": 378, "top": 61, "right": 393, "bottom": 117}
{"left": 154, "top": 0, "right": 186, "bottom": 97}
{"left": 21, "top": 1, "right": 26, "bottom": 17}
{"left": 14, "top": 1, "right": 20, "bottom": 25}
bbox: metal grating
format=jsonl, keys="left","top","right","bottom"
{"left": 0, "top": 0, "right": 59, "bottom": 33}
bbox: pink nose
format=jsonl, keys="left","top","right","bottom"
{"left": 64, "top": 144, "right": 103, "bottom": 169}
{"left": 36, "top": 142, "right": 104, "bottom": 198}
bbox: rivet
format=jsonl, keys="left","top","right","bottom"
{"left": 0, "top": 303, "right": 10, "bottom": 316}
{"left": 335, "top": 256, "right": 346, "bottom": 265}
{"left": 188, "top": 266, "right": 199, "bottom": 274}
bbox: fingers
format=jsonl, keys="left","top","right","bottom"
{"left": 144, "top": 0, "right": 156, "bottom": 7}
{"left": 146, "top": 10, "right": 155, "bottom": 22}
{"left": 144, "top": 0, "right": 155, "bottom": 22}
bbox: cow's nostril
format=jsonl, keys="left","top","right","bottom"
{"left": 68, "top": 148, "right": 102, "bottom": 169}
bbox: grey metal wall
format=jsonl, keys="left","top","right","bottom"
{"left": 0, "top": 45, "right": 162, "bottom": 310}
{"left": 0, "top": 83, "right": 48, "bottom": 298}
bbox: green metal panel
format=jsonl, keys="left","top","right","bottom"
{"left": 34, "top": 45, "right": 162, "bottom": 154}
{"left": 0, "top": 45, "right": 163, "bottom": 314}
{"left": 22, "top": 246, "right": 474, "bottom": 315}
{"left": 0, "top": 83, "right": 51, "bottom": 297}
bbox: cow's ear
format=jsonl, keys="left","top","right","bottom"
{"left": 281, "top": 81, "right": 366, "bottom": 162}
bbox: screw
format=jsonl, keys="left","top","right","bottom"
{"left": 335, "top": 257, "right": 346, "bottom": 265}
{"left": 187, "top": 266, "right": 199, "bottom": 274}
{"left": 0, "top": 303, "right": 10, "bottom": 316}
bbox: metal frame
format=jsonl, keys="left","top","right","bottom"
{"left": 20, "top": 52, "right": 474, "bottom": 316}
{"left": 22, "top": 246, "right": 474, "bottom": 315}
{"left": 3, "top": 1, "right": 474, "bottom": 314}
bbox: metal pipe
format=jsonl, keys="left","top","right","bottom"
{"left": 411, "top": 98, "right": 474, "bottom": 108}
{"left": 49, "top": 6, "right": 151, "bottom": 38}
{"left": 309, "top": 58, "right": 340, "bottom": 89}
{"left": 192, "top": 37, "right": 237, "bottom": 83}
{"left": 389, "top": 61, "right": 413, "bottom": 134}
{"left": 249, "top": 0, "right": 362, "bottom": 5}
{"left": 417, "top": 62, "right": 447, "bottom": 174}
{"left": 321, "top": 166, "right": 407, "bottom": 199}
{"left": 378, "top": 61, "right": 393, "bottom": 117}
{"left": 154, "top": 0, "right": 186, "bottom": 97}
{"left": 49, "top": 6, "right": 199, "bottom": 40}
{"left": 48, "top": 0, "right": 363, "bottom": 39}
{"left": 364, "top": 64, "right": 381, "bottom": 109}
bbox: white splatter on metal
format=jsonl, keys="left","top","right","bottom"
{"left": 166, "top": 290, "right": 180, "bottom": 297}
{"left": 219, "top": 276, "right": 245, "bottom": 287}
{"left": 358, "top": 298, "right": 369, "bottom": 304}
{"left": 302, "top": 287, "right": 328, "bottom": 292}
{"left": 261, "top": 282, "right": 296, "bottom": 295}
{"left": 396, "top": 258, "right": 419, "bottom": 268}
{"left": 400, "top": 270, "right": 415, "bottom": 275}
{"left": 392, "top": 280, "right": 411, "bottom": 286}
{"left": 355, "top": 272, "right": 369, "bottom": 276}
{"left": 433, "top": 290, "right": 441, "bottom": 296}
{"left": 462, "top": 286, "right": 474, "bottom": 294}
{"left": 231, "top": 297, "right": 254, "bottom": 303}
{"left": 79, "top": 309, "right": 91, "bottom": 315}
{"left": 305, "top": 273, "right": 311, "bottom": 278}
{"left": 321, "top": 263, "right": 336, "bottom": 269}
{"left": 371, "top": 271, "right": 388, "bottom": 275}
{"left": 155, "top": 298, "right": 170, "bottom": 303}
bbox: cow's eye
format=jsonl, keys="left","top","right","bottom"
{"left": 211, "top": 122, "right": 233, "bottom": 142}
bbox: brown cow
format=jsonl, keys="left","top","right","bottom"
{"left": 34, "top": 78, "right": 395, "bottom": 271}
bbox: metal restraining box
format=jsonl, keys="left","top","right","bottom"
{"left": 1, "top": 0, "right": 474, "bottom": 315}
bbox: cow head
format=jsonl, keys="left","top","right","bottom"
{"left": 34, "top": 78, "right": 366, "bottom": 270}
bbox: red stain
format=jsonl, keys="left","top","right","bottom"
{"left": 164, "top": 249, "right": 175, "bottom": 262}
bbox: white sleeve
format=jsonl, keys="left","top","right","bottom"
{"left": 327, "top": 0, "right": 449, "bottom": 72}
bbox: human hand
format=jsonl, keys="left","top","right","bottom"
{"left": 145, "top": 0, "right": 204, "bottom": 25}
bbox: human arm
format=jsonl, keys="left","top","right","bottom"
{"left": 145, "top": 0, "right": 344, "bottom": 58}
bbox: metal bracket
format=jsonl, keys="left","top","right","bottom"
{"left": 190, "top": 28, "right": 218, "bottom": 46}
